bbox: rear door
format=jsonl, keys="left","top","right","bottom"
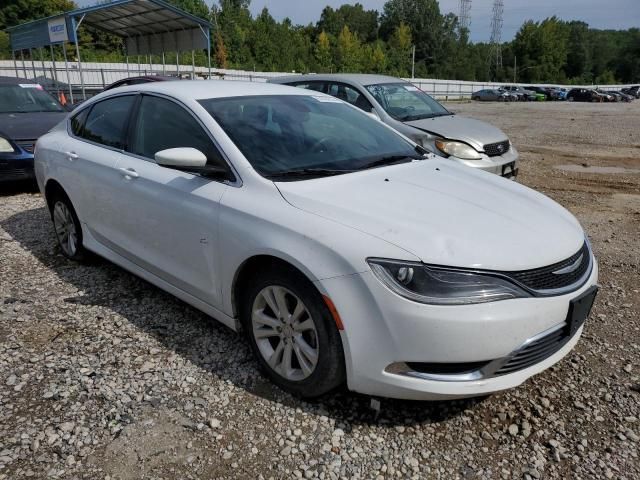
{"left": 61, "top": 94, "right": 137, "bottom": 241}
{"left": 105, "top": 93, "right": 232, "bottom": 307}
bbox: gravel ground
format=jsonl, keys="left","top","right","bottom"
{"left": 1, "top": 101, "right": 639, "bottom": 480}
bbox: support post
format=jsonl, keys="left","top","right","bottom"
{"left": 176, "top": 51, "right": 180, "bottom": 77}
{"left": 126, "top": 55, "right": 130, "bottom": 77}
{"left": 12, "top": 50, "right": 19, "bottom": 78}
{"left": 39, "top": 48, "right": 46, "bottom": 82}
{"left": 162, "top": 51, "right": 166, "bottom": 75}
{"left": 20, "top": 50, "right": 27, "bottom": 78}
{"left": 137, "top": 55, "right": 141, "bottom": 74}
{"left": 62, "top": 42, "right": 74, "bottom": 104}
{"left": 191, "top": 50, "right": 195, "bottom": 78}
{"left": 207, "top": 31, "right": 212, "bottom": 78}
{"left": 72, "top": 15, "right": 87, "bottom": 100}
{"left": 30, "top": 49, "right": 37, "bottom": 79}
{"left": 50, "top": 45, "right": 58, "bottom": 84}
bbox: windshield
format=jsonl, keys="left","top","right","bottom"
{"left": 0, "top": 84, "right": 64, "bottom": 113}
{"left": 200, "top": 95, "right": 422, "bottom": 179}
{"left": 364, "top": 83, "right": 450, "bottom": 121}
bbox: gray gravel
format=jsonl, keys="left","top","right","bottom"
{"left": 1, "top": 101, "right": 639, "bottom": 479}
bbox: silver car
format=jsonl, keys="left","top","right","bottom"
{"left": 270, "top": 74, "right": 518, "bottom": 178}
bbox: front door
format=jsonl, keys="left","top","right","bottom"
{"left": 106, "top": 94, "right": 232, "bottom": 307}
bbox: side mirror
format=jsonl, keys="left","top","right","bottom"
{"left": 155, "top": 147, "right": 232, "bottom": 180}
{"left": 365, "top": 110, "right": 380, "bottom": 121}
{"left": 155, "top": 147, "right": 207, "bottom": 168}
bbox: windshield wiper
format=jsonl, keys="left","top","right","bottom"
{"left": 360, "top": 155, "right": 423, "bottom": 170}
{"left": 265, "top": 168, "right": 356, "bottom": 180}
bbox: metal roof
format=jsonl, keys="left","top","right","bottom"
{"left": 70, "top": 0, "right": 211, "bottom": 38}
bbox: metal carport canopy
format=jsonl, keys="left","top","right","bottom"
{"left": 69, "top": 0, "right": 212, "bottom": 56}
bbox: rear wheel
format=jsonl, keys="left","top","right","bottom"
{"left": 240, "top": 266, "right": 346, "bottom": 398}
{"left": 49, "top": 193, "right": 87, "bottom": 261}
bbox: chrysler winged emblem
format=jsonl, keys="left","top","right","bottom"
{"left": 552, "top": 254, "right": 583, "bottom": 275}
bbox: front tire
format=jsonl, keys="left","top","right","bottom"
{"left": 240, "top": 266, "right": 346, "bottom": 398}
{"left": 49, "top": 192, "right": 87, "bottom": 262}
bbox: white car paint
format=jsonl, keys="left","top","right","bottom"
{"left": 35, "top": 81, "right": 598, "bottom": 400}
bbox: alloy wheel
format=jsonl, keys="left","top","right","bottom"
{"left": 53, "top": 201, "right": 78, "bottom": 257}
{"left": 251, "top": 285, "right": 319, "bottom": 381}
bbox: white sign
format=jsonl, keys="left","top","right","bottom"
{"left": 48, "top": 17, "right": 68, "bottom": 43}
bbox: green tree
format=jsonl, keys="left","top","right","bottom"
{"left": 387, "top": 23, "right": 412, "bottom": 76}
{"left": 318, "top": 4, "right": 378, "bottom": 43}
{"left": 315, "top": 30, "right": 333, "bottom": 72}
{"left": 0, "top": 0, "right": 76, "bottom": 30}
{"left": 336, "top": 25, "right": 362, "bottom": 72}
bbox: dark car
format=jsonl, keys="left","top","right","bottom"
{"left": 621, "top": 86, "right": 640, "bottom": 99}
{"left": 103, "top": 75, "right": 178, "bottom": 91}
{"left": 566, "top": 88, "right": 602, "bottom": 102}
{"left": 0, "top": 76, "right": 68, "bottom": 184}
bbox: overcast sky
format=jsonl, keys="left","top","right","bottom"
{"left": 76, "top": 1, "right": 638, "bottom": 42}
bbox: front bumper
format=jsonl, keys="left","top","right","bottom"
{"left": 318, "top": 258, "right": 598, "bottom": 400}
{"left": 449, "top": 144, "right": 519, "bottom": 179}
{"left": 0, "top": 153, "right": 35, "bottom": 183}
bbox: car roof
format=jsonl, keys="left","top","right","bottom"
{"left": 89, "top": 79, "right": 326, "bottom": 104}
{"left": 0, "top": 76, "right": 37, "bottom": 85}
{"left": 268, "top": 73, "right": 406, "bottom": 87}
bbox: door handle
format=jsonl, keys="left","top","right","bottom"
{"left": 119, "top": 167, "right": 139, "bottom": 179}
{"left": 65, "top": 151, "right": 79, "bottom": 161}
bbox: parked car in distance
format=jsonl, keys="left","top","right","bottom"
{"left": 103, "top": 75, "right": 178, "bottom": 91}
{"left": 502, "top": 86, "right": 537, "bottom": 101}
{"left": 566, "top": 88, "right": 602, "bottom": 102}
{"left": 35, "top": 81, "right": 598, "bottom": 400}
{"left": 621, "top": 86, "right": 640, "bottom": 99}
{"left": 472, "top": 88, "right": 513, "bottom": 102}
{"left": 0, "top": 76, "right": 69, "bottom": 184}
{"left": 270, "top": 74, "right": 518, "bottom": 178}
{"left": 524, "top": 86, "right": 553, "bottom": 101}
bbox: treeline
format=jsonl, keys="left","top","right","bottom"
{"left": 1, "top": 0, "right": 639, "bottom": 84}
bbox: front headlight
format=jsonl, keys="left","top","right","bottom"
{"left": 434, "top": 139, "right": 482, "bottom": 160}
{"left": 0, "top": 137, "right": 15, "bottom": 153}
{"left": 368, "top": 258, "right": 529, "bottom": 305}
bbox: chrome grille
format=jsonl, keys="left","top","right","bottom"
{"left": 483, "top": 140, "right": 510, "bottom": 157}
{"left": 493, "top": 326, "right": 567, "bottom": 376}
{"left": 505, "top": 242, "right": 590, "bottom": 293}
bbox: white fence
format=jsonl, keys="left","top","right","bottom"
{"left": 0, "top": 60, "right": 634, "bottom": 102}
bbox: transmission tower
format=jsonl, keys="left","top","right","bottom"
{"left": 458, "top": 0, "right": 472, "bottom": 31}
{"left": 488, "top": 0, "right": 504, "bottom": 76}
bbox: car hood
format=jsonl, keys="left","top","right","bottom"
{"left": 405, "top": 115, "right": 508, "bottom": 151}
{"left": 276, "top": 160, "right": 584, "bottom": 271}
{"left": 0, "top": 112, "right": 67, "bottom": 141}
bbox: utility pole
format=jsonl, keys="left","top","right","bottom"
{"left": 411, "top": 45, "right": 416, "bottom": 79}
{"left": 458, "top": 0, "right": 472, "bottom": 32}
{"left": 488, "top": 0, "right": 504, "bottom": 80}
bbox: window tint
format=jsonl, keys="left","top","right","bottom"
{"left": 328, "top": 83, "right": 373, "bottom": 112}
{"left": 70, "top": 108, "right": 89, "bottom": 137}
{"left": 82, "top": 95, "right": 136, "bottom": 148}
{"left": 130, "top": 95, "right": 225, "bottom": 168}
{"left": 292, "top": 82, "right": 328, "bottom": 94}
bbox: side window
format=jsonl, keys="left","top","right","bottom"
{"left": 292, "top": 81, "right": 328, "bottom": 94}
{"left": 81, "top": 96, "right": 136, "bottom": 149}
{"left": 327, "top": 83, "right": 374, "bottom": 112}
{"left": 129, "top": 95, "right": 226, "bottom": 168}
{"left": 70, "top": 108, "right": 89, "bottom": 137}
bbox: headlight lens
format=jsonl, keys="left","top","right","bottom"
{"left": 368, "top": 259, "right": 529, "bottom": 305}
{"left": 434, "top": 139, "right": 482, "bottom": 160}
{"left": 0, "top": 137, "right": 14, "bottom": 153}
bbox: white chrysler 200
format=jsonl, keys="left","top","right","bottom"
{"left": 35, "top": 81, "right": 598, "bottom": 400}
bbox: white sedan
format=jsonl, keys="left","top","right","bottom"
{"left": 35, "top": 81, "right": 598, "bottom": 400}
